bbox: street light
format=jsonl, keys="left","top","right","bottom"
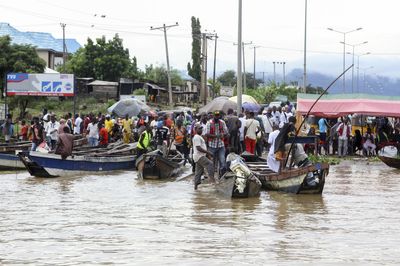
{"left": 276, "top": 62, "right": 286, "bottom": 85}
{"left": 340, "top": 41, "right": 368, "bottom": 93}
{"left": 272, "top": 61, "right": 276, "bottom": 84}
{"left": 350, "top": 52, "right": 371, "bottom": 93}
{"left": 359, "top": 66, "right": 373, "bottom": 93}
{"left": 327, "top": 27, "right": 363, "bottom": 93}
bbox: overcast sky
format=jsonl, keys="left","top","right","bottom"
{"left": 1, "top": 0, "right": 400, "bottom": 78}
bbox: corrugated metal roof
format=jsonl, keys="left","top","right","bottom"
{"left": 0, "top": 22, "right": 81, "bottom": 53}
{"left": 88, "top": 80, "right": 118, "bottom": 86}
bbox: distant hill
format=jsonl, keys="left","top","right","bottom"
{"left": 256, "top": 68, "right": 399, "bottom": 96}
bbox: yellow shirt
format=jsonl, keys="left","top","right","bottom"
{"left": 105, "top": 119, "right": 114, "bottom": 133}
{"left": 122, "top": 119, "right": 133, "bottom": 131}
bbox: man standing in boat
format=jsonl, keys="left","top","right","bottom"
{"left": 204, "top": 111, "right": 229, "bottom": 176}
{"left": 45, "top": 114, "right": 60, "bottom": 151}
{"left": 122, "top": 114, "right": 133, "bottom": 144}
{"left": 193, "top": 124, "right": 215, "bottom": 190}
{"left": 267, "top": 124, "right": 281, "bottom": 172}
{"left": 55, "top": 126, "right": 74, "bottom": 159}
{"left": 137, "top": 124, "right": 153, "bottom": 158}
{"left": 244, "top": 111, "right": 261, "bottom": 155}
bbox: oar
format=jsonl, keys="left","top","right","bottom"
{"left": 284, "top": 64, "right": 353, "bottom": 169}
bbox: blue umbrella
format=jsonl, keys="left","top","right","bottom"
{"left": 242, "top": 102, "right": 261, "bottom": 112}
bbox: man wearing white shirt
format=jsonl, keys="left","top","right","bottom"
{"left": 238, "top": 113, "right": 246, "bottom": 153}
{"left": 244, "top": 112, "right": 261, "bottom": 154}
{"left": 74, "top": 114, "right": 83, "bottom": 135}
{"left": 45, "top": 114, "right": 60, "bottom": 150}
{"left": 267, "top": 124, "right": 281, "bottom": 172}
{"left": 87, "top": 118, "right": 99, "bottom": 147}
{"left": 192, "top": 124, "right": 214, "bottom": 190}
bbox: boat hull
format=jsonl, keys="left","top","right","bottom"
{"left": 378, "top": 156, "right": 400, "bottom": 169}
{"left": 258, "top": 164, "right": 328, "bottom": 194}
{"left": 136, "top": 151, "right": 185, "bottom": 180}
{"left": 19, "top": 151, "right": 136, "bottom": 178}
{"left": 216, "top": 172, "right": 262, "bottom": 198}
{"left": 0, "top": 152, "right": 26, "bottom": 169}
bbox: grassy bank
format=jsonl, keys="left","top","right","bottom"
{"left": 1, "top": 96, "right": 116, "bottom": 119}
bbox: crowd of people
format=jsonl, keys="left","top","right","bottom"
{"left": 2, "top": 101, "right": 399, "bottom": 190}
{"left": 304, "top": 116, "right": 400, "bottom": 158}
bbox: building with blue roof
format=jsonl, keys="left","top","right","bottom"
{"left": 0, "top": 22, "right": 81, "bottom": 70}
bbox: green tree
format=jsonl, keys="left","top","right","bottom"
{"left": 0, "top": 35, "right": 46, "bottom": 118}
{"left": 244, "top": 72, "right": 263, "bottom": 89}
{"left": 306, "top": 85, "right": 325, "bottom": 94}
{"left": 64, "top": 34, "right": 138, "bottom": 81}
{"left": 217, "top": 70, "right": 236, "bottom": 86}
{"left": 208, "top": 78, "right": 221, "bottom": 97}
{"left": 144, "top": 64, "right": 183, "bottom": 86}
{"left": 187, "top": 16, "right": 202, "bottom": 81}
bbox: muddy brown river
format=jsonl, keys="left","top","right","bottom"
{"left": 1, "top": 159, "right": 399, "bottom": 265}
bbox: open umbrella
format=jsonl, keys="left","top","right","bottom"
{"left": 229, "top": 94, "right": 258, "bottom": 104}
{"left": 242, "top": 102, "right": 261, "bottom": 112}
{"left": 198, "top": 96, "right": 237, "bottom": 114}
{"left": 108, "top": 98, "right": 150, "bottom": 118}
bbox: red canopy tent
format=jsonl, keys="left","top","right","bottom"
{"left": 297, "top": 93, "right": 400, "bottom": 118}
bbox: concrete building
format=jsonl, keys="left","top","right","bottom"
{"left": 0, "top": 22, "right": 81, "bottom": 69}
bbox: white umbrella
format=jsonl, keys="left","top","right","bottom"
{"left": 108, "top": 98, "right": 150, "bottom": 117}
{"left": 198, "top": 96, "right": 238, "bottom": 114}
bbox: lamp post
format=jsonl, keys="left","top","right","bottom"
{"left": 303, "top": 0, "right": 308, "bottom": 93}
{"left": 341, "top": 41, "right": 368, "bottom": 93}
{"left": 350, "top": 52, "right": 371, "bottom": 93}
{"left": 359, "top": 66, "right": 374, "bottom": 93}
{"left": 236, "top": 0, "right": 242, "bottom": 115}
{"left": 327, "top": 27, "right": 363, "bottom": 93}
{"left": 275, "top": 62, "right": 286, "bottom": 85}
{"left": 272, "top": 61, "right": 276, "bottom": 84}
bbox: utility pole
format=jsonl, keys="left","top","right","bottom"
{"left": 200, "top": 32, "right": 215, "bottom": 104}
{"left": 235, "top": 41, "right": 252, "bottom": 90}
{"left": 242, "top": 41, "right": 252, "bottom": 90}
{"left": 60, "top": 23, "right": 66, "bottom": 71}
{"left": 212, "top": 33, "right": 218, "bottom": 99}
{"left": 150, "top": 22, "right": 179, "bottom": 106}
{"left": 252, "top": 45, "right": 260, "bottom": 89}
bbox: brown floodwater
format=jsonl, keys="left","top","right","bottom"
{"left": 1, "top": 159, "right": 400, "bottom": 265}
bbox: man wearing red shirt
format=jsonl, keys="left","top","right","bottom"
{"left": 98, "top": 123, "right": 109, "bottom": 147}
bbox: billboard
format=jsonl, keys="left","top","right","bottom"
{"left": 6, "top": 73, "right": 74, "bottom": 96}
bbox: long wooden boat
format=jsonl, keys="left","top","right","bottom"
{"left": 136, "top": 150, "right": 185, "bottom": 179}
{"left": 17, "top": 142, "right": 136, "bottom": 178}
{"left": 0, "top": 136, "right": 88, "bottom": 170}
{"left": 378, "top": 145, "right": 400, "bottom": 169}
{"left": 378, "top": 155, "right": 400, "bottom": 169}
{"left": 241, "top": 154, "right": 329, "bottom": 194}
{"left": 0, "top": 141, "right": 32, "bottom": 169}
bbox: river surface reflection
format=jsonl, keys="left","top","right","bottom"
{"left": 1, "top": 159, "right": 400, "bottom": 265}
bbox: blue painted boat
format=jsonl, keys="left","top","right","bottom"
{"left": 0, "top": 152, "right": 26, "bottom": 169}
{"left": 0, "top": 142, "right": 32, "bottom": 169}
{"left": 18, "top": 151, "right": 136, "bottom": 178}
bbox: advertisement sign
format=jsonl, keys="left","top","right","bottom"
{"left": 6, "top": 73, "right": 74, "bottom": 96}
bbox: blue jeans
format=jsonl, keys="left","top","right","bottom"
{"left": 88, "top": 137, "right": 98, "bottom": 147}
{"left": 208, "top": 146, "right": 226, "bottom": 174}
{"left": 31, "top": 142, "right": 38, "bottom": 151}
